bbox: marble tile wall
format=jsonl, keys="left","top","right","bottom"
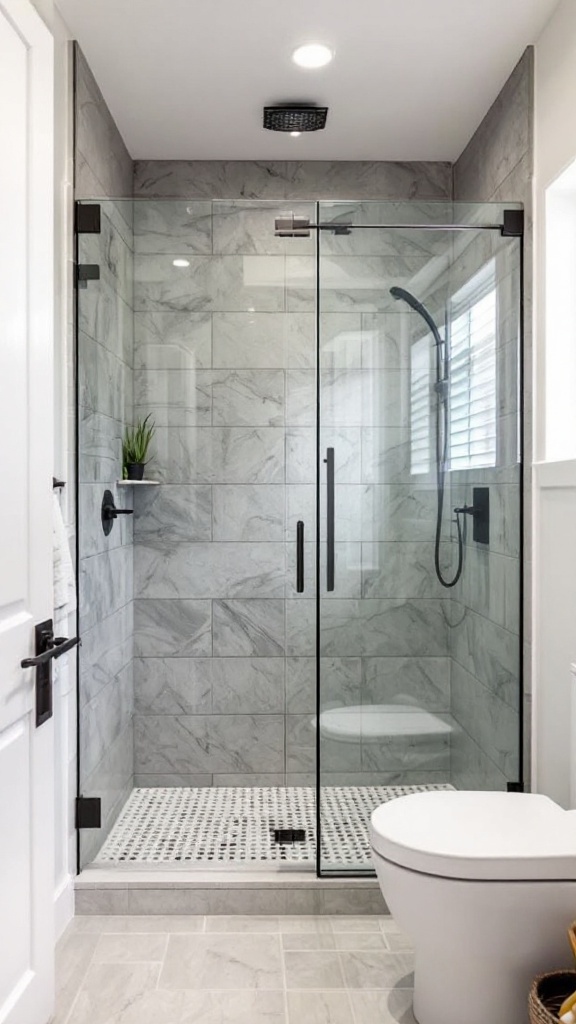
{"left": 451, "top": 48, "right": 532, "bottom": 788}
{"left": 130, "top": 193, "right": 457, "bottom": 787}
{"left": 75, "top": 45, "right": 136, "bottom": 867}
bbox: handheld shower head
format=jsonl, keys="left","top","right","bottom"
{"left": 389, "top": 286, "right": 443, "bottom": 349}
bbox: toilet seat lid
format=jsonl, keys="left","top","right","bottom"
{"left": 370, "top": 791, "right": 576, "bottom": 880}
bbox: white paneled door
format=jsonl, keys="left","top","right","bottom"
{"left": 0, "top": 1, "right": 55, "bottom": 1023}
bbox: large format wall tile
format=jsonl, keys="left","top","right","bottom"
{"left": 152, "top": 427, "right": 285, "bottom": 484}
{"left": 134, "top": 369, "right": 212, "bottom": 426}
{"left": 133, "top": 160, "right": 452, "bottom": 200}
{"left": 75, "top": 46, "right": 132, "bottom": 199}
{"left": 134, "top": 312, "right": 212, "bottom": 370}
{"left": 134, "top": 658, "right": 213, "bottom": 715}
{"left": 134, "top": 715, "right": 285, "bottom": 774}
{"left": 319, "top": 599, "right": 450, "bottom": 657}
{"left": 134, "top": 599, "right": 212, "bottom": 658}
{"left": 212, "top": 312, "right": 314, "bottom": 369}
{"left": 135, "top": 541, "right": 285, "bottom": 599}
{"left": 134, "top": 255, "right": 287, "bottom": 314}
{"left": 134, "top": 485, "right": 212, "bottom": 543}
{"left": 211, "top": 370, "right": 285, "bottom": 427}
{"left": 450, "top": 605, "right": 519, "bottom": 710}
{"left": 213, "top": 485, "right": 284, "bottom": 542}
{"left": 212, "top": 600, "right": 285, "bottom": 657}
{"left": 133, "top": 201, "right": 212, "bottom": 255}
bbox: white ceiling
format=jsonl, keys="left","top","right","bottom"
{"left": 56, "top": 0, "right": 559, "bottom": 162}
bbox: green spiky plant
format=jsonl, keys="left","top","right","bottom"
{"left": 122, "top": 414, "right": 155, "bottom": 479}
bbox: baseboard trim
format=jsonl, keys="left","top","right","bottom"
{"left": 54, "top": 874, "right": 75, "bottom": 939}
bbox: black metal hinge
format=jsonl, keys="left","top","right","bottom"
{"left": 507, "top": 781, "right": 524, "bottom": 793}
{"left": 76, "top": 797, "right": 102, "bottom": 829}
{"left": 76, "top": 264, "right": 100, "bottom": 284}
{"left": 76, "top": 203, "right": 101, "bottom": 234}
{"left": 501, "top": 209, "right": 524, "bottom": 238}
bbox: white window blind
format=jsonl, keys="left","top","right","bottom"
{"left": 449, "top": 261, "right": 497, "bottom": 471}
{"left": 410, "top": 334, "right": 432, "bottom": 475}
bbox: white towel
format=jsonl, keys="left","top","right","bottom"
{"left": 53, "top": 492, "right": 76, "bottom": 614}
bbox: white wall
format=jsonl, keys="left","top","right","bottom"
{"left": 533, "top": 0, "right": 576, "bottom": 805}
{"left": 30, "top": 0, "right": 76, "bottom": 938}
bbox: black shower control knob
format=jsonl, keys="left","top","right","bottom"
{"left": 101, "top": 489, "right": 133, "bottom": 535}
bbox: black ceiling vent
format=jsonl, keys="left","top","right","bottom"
{"left": 263, "top": 105, "right": 328, "bottom": 133}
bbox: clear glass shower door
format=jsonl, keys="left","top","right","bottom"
{"left": 316, "top": 201, "right": 523, "bottom": 874}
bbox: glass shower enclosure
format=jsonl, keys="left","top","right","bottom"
{"left": 75, "top": 199, "right": 523, "bottom": 875}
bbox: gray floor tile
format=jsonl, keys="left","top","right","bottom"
{"left": 287, "top": 990, "right": 355, "bottom": 1024}
{"left": 63, "top": 962, "right": 161, "bottom": 1024}
{"left": 159, "top": 933, "right": 284, "bottom": 990}
{"left": 205, "top": 915, "right": 280, "bottom": 932}
{"left": 92, "top": 932, "right": 168, "bottom": 963}
{"left": 284, "top": 951, "right": 346, "bottom": 990}
{"left": 339, "top": 951, "right": 414, "bottom": 989}
{"left": 349, "top": 989, "right": 417, "bottom": 1024}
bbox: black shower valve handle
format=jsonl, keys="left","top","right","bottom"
{"left": 453, "top": 504, "right": 476, "bottom": 517}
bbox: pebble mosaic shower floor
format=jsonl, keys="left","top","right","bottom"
{"left": 94, "top": 784, "right": 453, "bottom": 868}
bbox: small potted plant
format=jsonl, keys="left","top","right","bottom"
{"left": 122, "top": 415, "right": 155, "bottom": 481}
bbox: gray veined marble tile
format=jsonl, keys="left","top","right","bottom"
{"left": 75, "top": 48, "right": 133, "bottom": 199}
{"left": 340, "top": 949, "right": 415, "bottom": 989}
{"left": 348, "top": 988, "right": 417, "bottom": 1024}
{"left": 286, "top": 542, "right": 362, "bottom": 600}
{"left": 80, "top": 482, "right": 131, "bottom": 557}
{"left": 285, "top": 161, "right": 377, "bottom": 200}
{"left": 134, "top": 254, "right": 286, "bottom": 314}
{"left": 212, "top": 201, "right": 315, "bottom": 256}
{"left": 319, "top": 204, "right": 450, "bottom": 259}
{"left": 360, "top": 312, "right": 413, "bottom": 370}
{"left": 450, "top": 606, "right": 519, "bottom": 709}
{"left": 78, "top": 332, "right": 129, "bottom": 423}
{"left": 286, "top": 428, "right": 316, "bottom": 484}
{"left": 361, "top": 542, "right": 443, "bottom": 599}
{"left": 360, "top": 485, "right": 437, "bottom": 542}
{"left": 213, "top": 485, "right": 285, "bottom": 541}
{"left": 78, "top": 275, "right": 134, "bottom": 367}
{"left": 133, "top": 200, "right": 212, "bottom": 255}
{"left": 283, "top": 950, "right": 346, "bottom": 989}
{"left": 134, "top": 598, "right": 212, "bottom": 657}
{"left": 286, "top": 370, "right": 317, "bottom": 427}
{"left": 212, "top": 369, "right": 285, "bottom": 426}
{"left": 362, "top": 657, "right": 450, "bottom": 711}
{"left": 321, "top": 428, "right": 362, "bottom": 484}
{"left": 361, "top": 428, "right": 413, "bottom": 484}
{"left": 152, "top": 426, "right": 285, "bottom": 484}
{"left": 211, "top": 657, "right": 285, "bottom": 714}
{"left": 286, "top": 255, "right": 316, "bottom": 312}
{"left": 212, "top": 312, "right": 314, "bottom": 369}
{"left": 80, "top": 663, "right": 134, "bottom": 780}
{"left": 286, "top": 657, "right": 316, "bottom": 713}
{"left": 134, "top": 311, "right": 212, "bottom": 370}
{"left": 320, "top": 312, "right": 363, "bottom": 369}
{"left": 133, "top": 485, "right": 212, "bottom": 543}
{"left": 79, "top": 604, "right": 133, "bottom": 707}
{"left": 134, "top": 657, "right": 213, "bottom": 714}
{"left": 374, "top": 160, "right": 452, "bottom": 199}
{"left": 135, "top": 714, "right": 285, "bottom": 774}
{"left": 135, "top": 541, "right": 285, "bottom": 599}
{"left": 77, "top": 409, "right": 124, "bottom": 484}
{"left": 319, "top": 599, "right": 449, "bottom": 657}
{"left": 79, "top": 545, "right": 133, "bottom": 633}
{"left": 134, "top": 369, "right": 212, "bottom": 426}
{"left": 134, "top": 160, "right": 290, "bottom": 199}
{"left": 81, "top": 207, "right": 133, "bottom": 302}
{"left": 61, "top": 961, "right": 160, "bottom": 1024}
{"left": 319, "top": 255, "right": 433, "bottom": 313}
{"left": 450, "top": 661, "right": 518, "bottom": 778}
{"left": 286, "top": 599, "right": 316, "bottom": 656}
{"left": 213, "top": 599, "right": 285, "bottom": 656}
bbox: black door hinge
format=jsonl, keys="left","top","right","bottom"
{"left": 507, "top": 781, "right": 524, "bottom": 793}
{"left": 501, "top": 210, "right": 524, "bottom": 238}
{"left": 76, "top": 264, "right": 100, "bottom": 284}
{"left": 76, "top": 203, "right": 101, "bottom": 234}
{"left": 76, "top": 796, "right": 102, "bottom": 829}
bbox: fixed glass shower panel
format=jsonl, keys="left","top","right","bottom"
{"left": 316, "top": 201, "right": 522, "bottom": 874}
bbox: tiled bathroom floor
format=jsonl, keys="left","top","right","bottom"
{"left": 54, "top": 914, "right": 415, "bottom": 1024}
{"left": 94, "top": 784, "right": 452, "bottom": 868}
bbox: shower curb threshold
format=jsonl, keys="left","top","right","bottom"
{"left": 75, "top": 868, "right": 388, "bottom": 915}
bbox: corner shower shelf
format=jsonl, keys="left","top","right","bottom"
{"left": 117, "top": 479, "right": 160, "bottom": 486}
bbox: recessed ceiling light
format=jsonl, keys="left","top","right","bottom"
{"left": 292, "top": 43, "right": 333, "bottom": 69}
{"left": 290, "top": 131, "right": 302, "bottom": 137}
{"left": 173, "top": 258, "right": 190, "bottom": 267}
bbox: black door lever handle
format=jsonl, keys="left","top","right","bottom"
{"left": 21, "top": 634, "right": 81, "bottom": 668}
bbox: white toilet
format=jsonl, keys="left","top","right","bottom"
{"left": 371, "top": 790, "right": 576, "bottom": 1024}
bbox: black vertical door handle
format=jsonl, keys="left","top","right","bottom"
{"left": 325, "top": 447, "right": 335, "bottom": 592}
{"left": 296, "top": 521, "right": 305, "bottom": 593}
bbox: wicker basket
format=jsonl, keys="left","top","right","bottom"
{"left": 529, "top": 971, "right": 576, "bottom": 1024}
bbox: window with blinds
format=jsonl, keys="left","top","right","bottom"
{"left": 410, "top": 334, "right": 432, "bottom": 475}
{"left": 448, "top": 260, "right": 497, "bottom": 471}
